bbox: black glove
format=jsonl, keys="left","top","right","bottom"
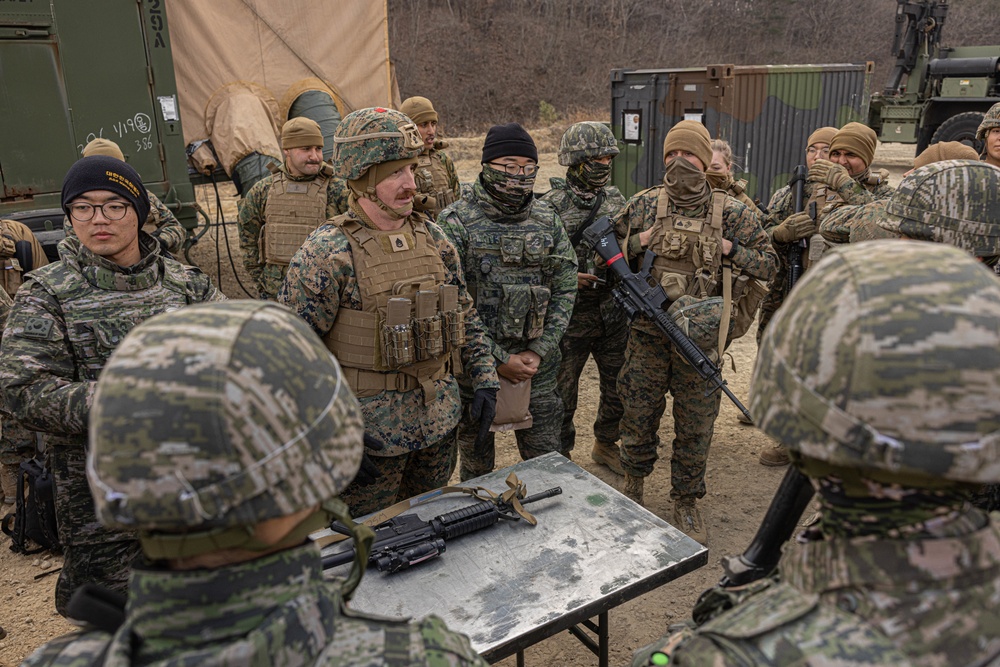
{"left": 470, "top": 387, "right": 498, "bottom": 456}
{"left": 354, "top": 433, "right": 385, "bottom": 487}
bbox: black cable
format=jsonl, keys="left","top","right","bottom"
{"left": 208, "top": 173, "right": 255, "bottom": 298}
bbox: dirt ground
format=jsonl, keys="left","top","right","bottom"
{"left": 0, "top": 134, "right": 914, "bottom": 666}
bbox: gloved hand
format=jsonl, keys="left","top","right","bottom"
{"left": 470, "top": 387, "right": 498, "bottom": 457}
{"left": 770, "top": 211, "right": 817, "bottom": 243}
{"left": 354, "top": 433, "right": 385, "bottom": 486}
{"left": 808, "top": 159, "right": 851, "bottom": 191}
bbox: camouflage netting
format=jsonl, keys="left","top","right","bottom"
{"left": 751, "top": 240, "right": 1000, "bottom": 484}
{"left": 88, "top": 301, "right": 365, "bottom": 531}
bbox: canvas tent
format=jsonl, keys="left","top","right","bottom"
{"left": 165, "top": 0, "right": 396, "bottom": 182}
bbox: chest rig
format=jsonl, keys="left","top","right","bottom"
{"left": 648, "top": 189, "right": 728, "bottom": 301}
{"left": 263, "top": 167, "right": 332, "bottom": 265}
{"left": 461, "top": 205, "right": 557, "bottom": 347}
{"left": 413, "top": 151, "right": 456, "bottom": 216}
{"left": 324, "top": 216, "right": 465, "bottom": 402}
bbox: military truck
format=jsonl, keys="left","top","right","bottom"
{"left": 867, "top": 0, "right": 1000, "bottom": 152}
{"left": 0, "top": 0, "right": 395, "bottom": 261}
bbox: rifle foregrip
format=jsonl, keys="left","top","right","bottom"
{"left": 436, "top": 504, "right": 500, "bottom": 539}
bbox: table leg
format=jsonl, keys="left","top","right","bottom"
{"left": 517, "top": 650, "right": 525, "bottom": 667}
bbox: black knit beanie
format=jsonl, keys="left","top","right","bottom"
{"left": 62, "top": 155, "right": 150, "bottom": 223}
{"left": 482, "top": 123, "right": 538, "bottom": 164}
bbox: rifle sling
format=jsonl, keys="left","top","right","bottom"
{"left": 569, "top": 189, "right": 606, "bottom": 249}
{"left": 314, "top": 472, "right": 537, "bottom": 549}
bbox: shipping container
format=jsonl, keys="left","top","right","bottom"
{"left": 611, "top": 63, "right": 874, "bottom": 205}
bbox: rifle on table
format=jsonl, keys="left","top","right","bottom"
{"left": 786, "top": 165, "right": 807, "bottom": 291}
{"left": 581, "top": 216, "right": 753, "bottom": 423}
{"left": 322, "top": 486, "right": 562, "bottom": 574}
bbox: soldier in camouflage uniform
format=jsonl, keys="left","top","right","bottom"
{"left": 80, "top": 138, "right": 186, "bottom": 255}
{"left": 978, "top": 101, "right": 1000, "bottom": 168}
{"left": 0, "top": 218, "right": 49, "bottom": 504}
{"left": 439, "top": 123, "right": 578, "bottom": 481}
{"left": 613, "top": 120, "right": 775, "bottom": 543}
{"left": 238, "top": 117, "right": 350, "bottom": 300}
{"left": 814, "top": 122, "right": 895, "bottom": 244}
{"left": 400, "top": 96, "right": 462, "bottom": 220}
{"left": 707, "top": 139, "right": 766, "bottom": 218}
{"left": 538, "top": 122, "right": 628, "bottom": 474}
{"left": 634, "top": 241, "right": 1000, "bottom": 666}
{"left": 756, "top": 126, "right": 836, "bottom": 350}
{"left": 22, "top": 301, "right": 487, "bottom": 667}
{"left": 0, "top": 156, "right": 222, "bottom": 616}
{"left": 279, "top": 108, "right": 498, "bottom": 517}
{"left": 829, "top": 143, "right": 977, "bottom": 244}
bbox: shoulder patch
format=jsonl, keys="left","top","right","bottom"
{"left": 21, "top": 317, "right": 54, "bottom": 340}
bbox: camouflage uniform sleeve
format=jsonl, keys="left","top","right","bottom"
{"left": 20, "top": 630, "right": 113, "bottom": 667}
{"left": 724, "top": 197, "right": 778, "bottom": 282}
{"left": 0, "top": 288, "right": 12, "bottom": 330}
{"left": 440, "top": 152, "right": 462, "bottom": 200}
{"left": 818, "top": 202, "right": 862, "bottom": 243}
{"left": 0, "top": 279, "right": 93, "bottom": 436}
{"left": 146, "top": 192, "right": 186, "bottom": 253}
{"left": 612, "top": 190, "right": 656, "bottom": 264}
{"left": 327, "top": 177, "right": 350, "bottom": 217}
{"left": 427, "top": 222, "right": 498, "bottom": 391}
{"left": 528, "top": 212, "right": 577, "bottom": 360}
{"left": 189, "top": 267, "right": 227, "bottom": 303}
{"left": 416, "top": 614, "right": 490, "bottom": 666}
{"left": 237, "top": 179, "right": 271, "bottom": 297}
{"left": 276, "top": 225, "right": 355, "bottom": 337}
{"left": 764, "top": 185, "right": 793, "bottom": 231}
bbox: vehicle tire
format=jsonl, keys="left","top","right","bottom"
{"left": 930, "top": 111, "right": 985, "bottom": 154}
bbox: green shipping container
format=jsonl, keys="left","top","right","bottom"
{"left": 611, "top": 63, "right": 873, "bottom": 205}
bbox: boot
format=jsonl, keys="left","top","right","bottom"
{"left": 758, "top": 445, "right": 790, "bottom": 467}
{"left": 591, "top": 440, "right": 624, "bottom": 475}
{"left": 673, "top": 498, "right": 708, "bottom": 544}
{"left": 622, "top": 474, "right": 644, "bottom": 505}
{"left": 1, "top": 463, "right": 19, "bottom": 505}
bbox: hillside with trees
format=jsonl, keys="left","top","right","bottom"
{"left": 389, "top": 0, "right": 996, "bottom": 132}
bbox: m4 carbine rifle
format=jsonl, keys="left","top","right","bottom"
{"left": 322, "top": 486, "right": 562, "bottom": 574}
{"left": 581, "top": 216, "right": 753, "bottom": 423}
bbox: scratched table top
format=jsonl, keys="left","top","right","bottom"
{"left": 317, "top": 452, "right": 708, "bottom": 662}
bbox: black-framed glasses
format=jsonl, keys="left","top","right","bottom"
{"left": 68, "top": 201, "right": 131, "bottom": 222}
{"left": 486, "top": 162, "right": 539, "bottom": 176}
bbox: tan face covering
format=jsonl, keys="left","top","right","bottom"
{"left": 663, "top": 157, "right": 711, "bottom": 208}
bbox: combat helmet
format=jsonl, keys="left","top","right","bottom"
{"left": 877, "top": 159, "right": 1000, "bottom": 258}
{"left": 332, "top": 106, "right": 423, "bottom": 181}
{"left": 87, "top": 301, "right": 365, "bottom": 538}
{"left": 558, "top": 121, "right": 620, "bottom": 166}
{"left": 750, "top": 240, "right": 1000, "bottom": 484}
{"left": 976, "top": 101, "right": 1000, "bottom": 142}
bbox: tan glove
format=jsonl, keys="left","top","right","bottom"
{"left": 770, "top": 211, "right": 817, "bottom": 243}
{"left": 808, "top": 159, "right": 852, "bottom": 191}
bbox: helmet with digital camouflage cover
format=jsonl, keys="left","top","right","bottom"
{"left": 87, "top": 301, "right": 365, "bottom": 540}
{"left": 332, "top": 106, "right": 423, "bottom": 181}
{"left": 558, "top": 121, "right": 620, "bottom": 167}
{"left": 750, "top": 240, "right": 1000, "bottom": 484}
{"left": 877, "top": 159, "right": 1000, "bottom": 259}
{"left": 976, "top": 101, "right": 1000, "bottom": 142}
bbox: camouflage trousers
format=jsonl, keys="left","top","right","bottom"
{"left": 56, "top": 539, "right": 142, "bottom": 617}
{"left": 617, "top": 327, "right": 722, "bottom": 500}
{"left": 556, "top": 327, "right": 627, "bottom": 453}
{"left": 458, "top": 350, "right": 564, "bottom": 481}
{"left": 0, "top": 418, "right": 38, "bottom": 465}
{"left": 339, "top": 431, "right": 455, "bottom": 518}
{"left": 756, "top": 262, "right": 788, "bottom": 346}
